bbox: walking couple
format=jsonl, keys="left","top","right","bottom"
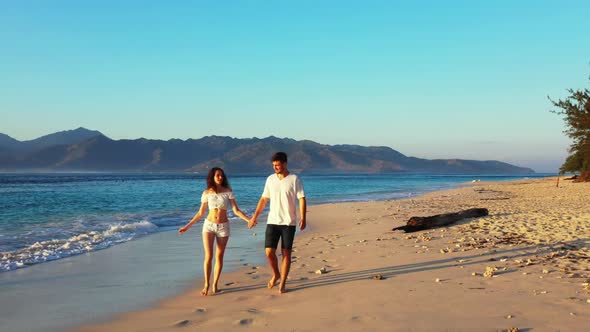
{"left": 178, "top": 152, "right": 307, "bottom": 295}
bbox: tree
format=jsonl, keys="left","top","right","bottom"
{"left": 559, "top": 150, "right": 585, "bottom": 174}
{"left": 550, "top": 82, "right": 590, "bottom": 180}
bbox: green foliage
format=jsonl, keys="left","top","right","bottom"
{"left": 558, "top": 151, "right": 586, "bottom": 174}
{"left": 550, "top": 83, "right": 590, "bottom": 173}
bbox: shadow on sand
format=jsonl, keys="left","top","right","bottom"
{"left": 219, "top": 239, "right": 585, "bottom": 295}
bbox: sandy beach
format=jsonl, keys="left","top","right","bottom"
{"left": 78, "top": 177, "right": 590, "bottom": 332}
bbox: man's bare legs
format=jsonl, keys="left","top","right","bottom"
{"left": 265, "top": 247, "right": 280, "bottom": 290}
{"left": 265, "top": 247, "right": 292, "bottom": 293}
{"left": 278, "top": 249, "right": 291, "bottom": 293}
{"left": 212, "top": 236, "right": 229, "bottom": 294}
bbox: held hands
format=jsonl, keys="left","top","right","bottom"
{"left": 247, "top": 217, "right": 258, "bottom": 229}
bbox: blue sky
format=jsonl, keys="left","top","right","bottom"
{"left": 1, "top": 1, "right": 589, "bottom": 172}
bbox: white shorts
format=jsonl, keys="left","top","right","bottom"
{"left": 202, "top": 220, "right": 230, "bottom": 237}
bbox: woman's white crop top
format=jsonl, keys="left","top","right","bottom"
{"left": 201, "top": 191, "right": 235, "bottom": 210}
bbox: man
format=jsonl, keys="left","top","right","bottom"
{"left": 249, "top": 152, "right": 307, "bottom": 294}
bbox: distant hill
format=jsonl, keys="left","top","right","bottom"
{"left": 0, "top": 127, "right": 103, "bottom": 154}
{"left": 0, "top": 129, "right": 535, "bottom": 174}
{"left": 0, "top": 133, "right": 22, "bottom": 152}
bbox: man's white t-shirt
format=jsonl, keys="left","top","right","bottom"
{"left": 262, "top": 173, "right": 305, "bottom": 226}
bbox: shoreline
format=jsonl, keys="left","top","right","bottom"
{"left": 76, "top": 177, "right": 590, "bottom": 331}
{"left": 0, "top": 224, "right": 267, "bottom": 332}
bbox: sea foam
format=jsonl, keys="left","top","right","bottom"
{"left": 0, "top": 220, "right": 159, "bottom": 272}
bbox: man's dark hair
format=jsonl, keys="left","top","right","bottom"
{"left": 271, "top": 152, "right": 288, "bottom": 163}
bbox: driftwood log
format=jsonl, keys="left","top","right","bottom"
{"left": 392, "top": 208, "right": 489, "bottom": 233}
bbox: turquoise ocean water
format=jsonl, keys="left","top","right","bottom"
{"left": 0, "top": 172, "right": 550, "bottom": 272}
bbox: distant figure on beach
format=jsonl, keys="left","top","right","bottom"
{"left": 178, "top": 167, "right": 251, "bottom": 296}
{"left": 249, "top": 152, "right": 307, "bottom": 294}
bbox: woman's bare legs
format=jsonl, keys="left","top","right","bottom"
{"left": 212, "top": 236, "right": 229, "bottom": 294}
{"left": 202, "top": 232, "right": 216, "bottom": 295}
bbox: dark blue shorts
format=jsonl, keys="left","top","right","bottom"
{"left": 265, "top": 224, "right": 296, "bottom": 250}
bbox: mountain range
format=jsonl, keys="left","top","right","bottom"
{"left": 0, "top": 128, "right": 535, "bottom": 174}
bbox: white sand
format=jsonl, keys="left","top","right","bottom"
{"left": 78, "top": 177, "right": 590, "bottom": 331}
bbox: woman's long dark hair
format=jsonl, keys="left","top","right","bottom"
{"left": 206, "top": 167, "right": 230, "bottom": 193}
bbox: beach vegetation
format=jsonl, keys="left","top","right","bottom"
{"left": 550, "top": 81, "right": 590, "bottom": 179}
{"left": 559, "top": 151, "right": 586, "bottom": 175}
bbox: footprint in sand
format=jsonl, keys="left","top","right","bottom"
{"left": 237, "top": 318, "right": 254, "bottom": 326}
{"left": 194, "top": 308, "right": 207, "bottom": 313}
{"left": 225, "top": 282, "right": 235, "bottom": 286}
{"left": 173, "top": 319, "right": 190, "bottom": 327}
{"left": 246, "top": 308, "right": 260, "bottom": 314}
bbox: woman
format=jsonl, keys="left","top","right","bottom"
{"left": 178, "top": 167, "right": 251, "bottom": 295}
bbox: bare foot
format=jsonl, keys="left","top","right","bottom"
{"left": 267, "top": 276, "right": 279, "bottom": 289}
{"left": 212, "top": 285, "right": 220, "bottom": 294}
{"left": 278, "top": 282, "right": 287, "bottom": 294}
{"left": 201, "top": 285, "right": 209, "bottom": 296}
